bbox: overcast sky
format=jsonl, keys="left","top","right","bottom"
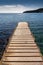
{"left": 0, "top": 0, "right": 43, "bottom": 13}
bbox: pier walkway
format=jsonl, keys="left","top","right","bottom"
{"left": 1, "top": 22, "right": 43, "bottom": 65}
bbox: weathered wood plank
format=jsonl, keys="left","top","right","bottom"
{"left": 8, "top": 47, "right": 37, "bottom": 49}
{"left": 2, "top": 57, "right": 42, "bottom": 61}
{"left": 5, "top": 53, "right": 41, "bottom": 57}
{"left": 10, "top": 41, "right": 35, "bottom": 43}
{"left": 8, "top": 44, "right": 37, "bottom": 47}
{"left": 2, "top": 62, "right": 43, "bottom": 65}
{"left": 6, "top": 49, "right": 40, "bottom": 53}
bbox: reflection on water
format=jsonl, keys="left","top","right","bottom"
{"left": 0, "top": 13, "right": 43, "bottom": 59}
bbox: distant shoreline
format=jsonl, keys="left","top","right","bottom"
{"left": 23, "top": 8, "right": 43, "bottom": 13}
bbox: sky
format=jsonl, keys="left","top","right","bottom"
{"left": 0, "top": 0, "right": 43, "bottom": 13}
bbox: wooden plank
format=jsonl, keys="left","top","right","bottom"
{"left": 9, "top": 43, "right": 36, "bottom": 45}
{"left": 8, "top": 47, "right": 38, "bottom": 49}
{"left": 8, "top": 44, "right": 36, "bottom": 47}
{"left": 10, "top": 40, "right": 34, "bottom": 42}
{"left": 8, "top": 47, "right": 37, "bottom": 49}
{"left": 12, "top": 36, "right": 34, "bottom": 40}
{"left": 6, "top": 49, "right": 40, "bottom": 53}
{"left": 2, "top": 62, "right": 43, "bottom": 65}
{"left": 10, "top": 41, "right": 35, "bottom": 43}
{"left": 5, "top": 53, "right": 41, "bottom": 57}
{"left": 11, "top": 39, "right": 35, "bottom": 41}
{"left": 2, "top": 57, "right": 42, "bottom": 61}
{"left": 9, "top": 44, "right": 36, "bottom": 45}
{"left": 11, "top": 35, "right": 34, "bottom": 39}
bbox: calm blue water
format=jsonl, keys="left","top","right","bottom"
{"left": 0, "top": 13, "right": 43, "bottom": 59}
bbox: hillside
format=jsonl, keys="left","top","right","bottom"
{"left": 23, "top": 8, "right": 43, "bottom": 13}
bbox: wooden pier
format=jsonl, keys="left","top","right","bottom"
{"left": 1, "top": 22, "right": 43, "bottom": 65}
